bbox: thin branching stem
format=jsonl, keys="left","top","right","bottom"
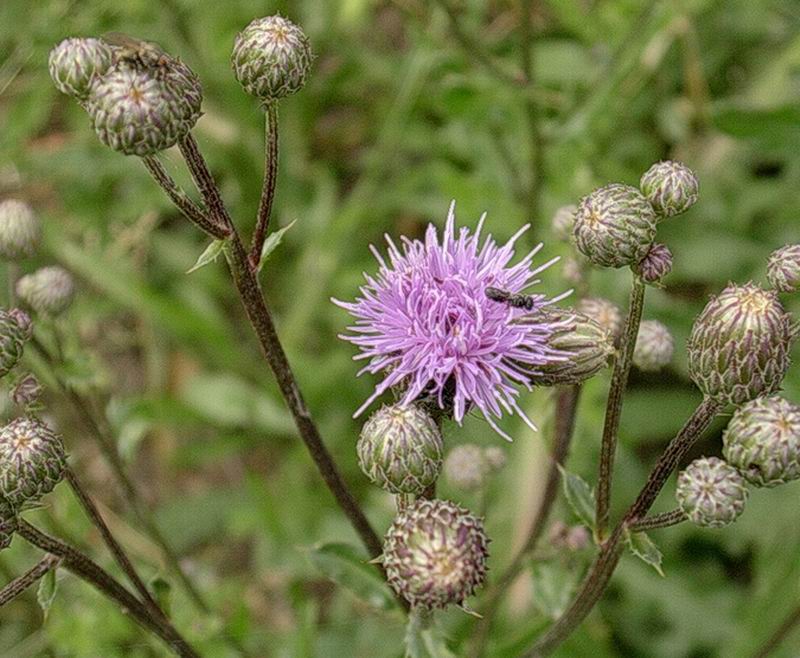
{"left": 629, "top": 508, "right": 686, "bottom": 533}
{"left": 596, "top": 275, "right": 646, "bottom": 540}
{"left": 0, "top": 554, "right": 61, "bottom": 607}
{"left": 526, "top": 397, "right": 721, "bottom": 656}
{"left": 249, "top": 102, "right": 279, "bottom": 269}
{"left": 752, "top": 603, "right": 800, "bottom": 658}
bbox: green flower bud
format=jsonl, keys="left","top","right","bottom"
{"left": 483, "top": 446, "right": 506, "bottom": 472}
{"left": 633, "top": 319, "right": 674, "bottom": 372}
{"left": 231, "top": 16, "right": 312, "bottom": 103}
{"left": 357, "top": 403, "right": 443, "bottom": 495}
{"left": 0, "top": 417, "right": 67, "bottom": 511}
{"left": 633, "top": 243, "right": 673, "bottom": 284}
{"left": 0, "top": 500, "right": 15, "bottom": 551}
{"left": 722, "top": 396, "right": 800, "bottom": 487}
{"left": 550, "top": 204, "right": 577, "bottom": 242}
{"left": 576, "top": 297, "right": 623, "bottom": 342}
{"left": 11, "top": 373, "right": 42, "bottom": 409}
{"left": 573, "top": 184, "right": 657, "bottom": 268}
{"left": 87, "top": 59, "right": 203, "bottom": 156}
{"left": 0, "top": 199, "right": 41, "bottom": 261}
{"left": 687, "top": 283, "right": 793, "bottom": 405}
{"left": 523, "top": 308, "right": 615, "bottom": 386}
{"left": 16, "top": 266, "right": 75, "bottom": 317}
{"left": 0, "top": 309, "right": 31, "bottom": 378}
{"left": 443, "top": 444, "right": 488, "bottom": 491}
{"left": 383, "top": 498, "right": 488, "bottom": 610}
{"left": 676, "top": 457, "right": 748, "bottom": 528}
{"left": 49, "top": 37, "right": 113, "bottom": 101}
{"left": 639, "top": 160, "right": 699, "bottom": 218}
{"left": 766, "top": 244, "right": 800, "bottom": 293}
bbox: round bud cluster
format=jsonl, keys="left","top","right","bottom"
{"left": 633, "top": 319, "right": 674, "bottom": 372}
{"left": 639, "top": 160, "right": 699, "bottom": 218}
{"left": 48, "top": 37, "right": 113, "bottom": 101}
{"left": 11, "top": 373, "right": 43, "bottom": 409}
{"left": 382, "top": 498, "right": 488, "bottom": 610}
{"left": 687, "top": 283, "right": 793, "bottom": 405}
{"left": 0, "top": 500, "right": 15, "bottom": 551}
{"left": 357, "top": 403, "right": 443, "bottom": 495}
{"left": 231, "top": 15, "right": 312, "bottom": 103}
{"left": 766, "top": 244, "right": 800, "bottom": 293}
{"left": 88, "top": 58, "right": 203, "bottom": 156}
{"left": 0, "top": 309, "right": 32, "bottom": 378}
{"left": 634, "top": 243, "right": 673, "bottom": 284}
{"left": 16, "top": 266, "right": 75, "bottom": 317}
{"left": 676, "top": 457, "right": 748, "bottom": 528}
{"left": 722, "top": 396, "right": 800, "bottom": 487}
{"left": 573, "top": 183, "right": 657, "bottom": 268}
{"left": 550, "top": 204, "right": 577, "bottom": 242}
{"left": 0, "top": 416, "right": 67, "bottom": 511}
{"left": 443, "top": 444, "right": 488, "bottom": 492}
{"left": 0, "top": 199, "right": 41, "bottom": 261}
{"left": 576, "top": 297, "right": 623, "bottom": 342}
{"left": 524, "top": 308, "right": 615, "bottom": 386}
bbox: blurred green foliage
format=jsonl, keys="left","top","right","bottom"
{"left": 1, "top": 0, "right": 799, "bottom": 656}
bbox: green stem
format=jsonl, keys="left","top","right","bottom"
{"left": 595, "top": 275, "right": 646, "bottom": 540}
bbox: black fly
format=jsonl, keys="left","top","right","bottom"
{"left": 485, "top": 287, "right": 537, "bottom": 311}
{"left": 101, "top": 32, "right": 172, "bottom": 71}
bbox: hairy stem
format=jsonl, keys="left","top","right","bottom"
{"left": 249, "top": 102, "right": 279, "bottom": 268}
{"left": 527, "top": 397, "right": 721, "bottom": 656}
{"left": 752, "top": 603, "right": 800, "bottom": 658}
{"left": 469, "top": 385, "right": 581, "bottom": 657}
{"left": 595, "top": 275, "right": 646, "bottom": 540}
{"left": 17, "top": 520, "right": 199, "bottom": 658}
{"left": 629, "top": 508, "right": 686, "bottom": 533}
{"left": 0, "top": 554, "right": 61, "bottom": 607}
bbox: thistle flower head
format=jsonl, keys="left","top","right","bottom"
{"left": 443, "top": 444, "right": 489, "bottom": 491}
{"left": 49, "top": 37, "right": 113, "bottom": 101}
{"left": 382, "top": 498, "right": 488, "bottom": 610}
{"left": 0, "top": 308, "right": 32, "bottom": 378}
{"left": 0, "top": 199, "right": 41, "bottom": 261}
{"left": 0, "top": 500, "right": 15, "bottom": 551}
{"left": 16, "top": 266, "right": 75, "bottom": 317}
{"left": 0, "top": 417, "right": 67, "bottom": 511}
{"left": 87, "top": 57, "right": 202, "bottom": 156}
{"left": 766, "top": 244, "right": 800, "bottom": 293}
{"left": 639, "top": 160, "right": 699, "bottom": 218}
{"left": 634, "top": 242, "right": 673, "bottom": 284}
{"left": 722, "top": 396, "right": 800, "bottom": 487}
{"left": 357, "top": 403, "right": 443, "bottom": 495}
{"left": 633, "top": 319, "right": 674, "bottom": 372}
{"left": 231, "top": 15, "right": 312, "bottom": 102}
{"left": 573, "top": 183, "right": 657, "bottom": 268}
{"left": 576, "top": 297, "right": 623, "bottom": 342}
{"left": 676, "top": 456, "right": 748, "bottom": 528}
{"left": 334, "top": 203, "right": 569, "bottom": 440}
{"left": 550, "top": 204, "right": 577, "bottom": 242}
{"left": 687, "top": 283, "right": 794, "bottom": 405}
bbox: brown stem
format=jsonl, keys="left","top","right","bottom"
{"left": 595, "top": 276, "right": 646, "bottom": 540}
{"left": 629, "top": 508, "right": 686, "bottom": 533}
{"left": 249, "top": 102, "right": 279, "bottom": 269}
{"left": 17, "top": 520, "right": 199, "bottom": 658}
{"left": 752, "top": 604, "right": 800, "bottom": 658}
{"left": 0, "top": 554, "right": 61, "bottom": 607}
{"left": 470, "top": 385, "right": 581, "bottom": 658}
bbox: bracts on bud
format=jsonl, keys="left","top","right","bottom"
{"left": 49, "top": 37, "right": 114, "bottom": 101}
{"left": 0, "top": 309, "right": 33, "bottom": 378}
{"left": 382, "top": 498, "right": 488, "bottom": 610}
{"left": 633, "top": 320, "right": 674, "bottom": 372}
{"left": 687, "top": 283, "right": 794, "bottom": 405}
{"left": 576, "top": 297, "right": 623, "bottom": 342}
{"left": 0, "top": 199, "right": 41, "bottom": 261}
{"left": 16, "top": 266, "right": 75, "bottom": 317}
{"left": 676, "top": 457, "right": 748, "bottom": 528}
{"left": 766, "top": 244, "right": 800, "bottom": 293}
{"left": 639, "top": 160, "right": 699, "bottom": 218}
{"left": 722, "top": 396, "right": 800, "bottom": 487}
{"left": 11, "top": 374, "right": 43, "bottom": 410}
{"left": 634, "top": 243, "right": 673, "bottom": 285}
{"left": 357, "top": 403, "right": 443, "bottom": 495}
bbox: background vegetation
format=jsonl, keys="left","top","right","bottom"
{"left": 1, "top": 0, "right": 799, "bottom": 655}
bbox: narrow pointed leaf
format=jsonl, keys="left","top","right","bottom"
{"left": 187, "top": 238, "right": 226, "bottom": 273}
{"left": 37, "top": 568, "right": 58, "bottom": 620}
{"left": 625, "top": 529, "right": 665, "bottom": 577}
{"left": 558, "top": 465, "right": 596, "bottom": 530}
{"left": 258, "top": 219, "right": 297, "bottom": 271}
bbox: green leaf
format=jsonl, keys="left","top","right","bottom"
{"left": 713, "top": 105, "right": 800, "bottom": 142}
{"left": 150, "top": 576, "right": 172, "bottom": 617}
{"left": 558, "top": 466, "right": 596, "bottom": 530}
{"left": 257, "top": 219, "right": 297, "bottom": 271}
{"left": 306, "top": 542, "right": 396, "bottom": 611}
{"left": 625, "top": 529, "right": 665, "bottom": 577}
{"left": 404, "top": 610, "right": 457, "bottom": 658}
{"left": 530, "top": 562, "right": 581, "bottom": 620}
{"left": 37, "top": 568, "right": 58, "bottom": 621}
{"left": 187, "top": 239, "right": 227, "bottom": 273}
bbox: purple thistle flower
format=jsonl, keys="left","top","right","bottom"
{"left": 333, "top": 202, "right": 570, "bottom": 440}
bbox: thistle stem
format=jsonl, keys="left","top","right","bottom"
{"left": 629, "top": 508, "right": 686, "bottom": 533}
{"left": 249, "top": 101, "right": 279, "bottom": 269}
{"left": 595, "top": 275, "right": 646, "bottom": 540}
{"left": 752, "top": 603, "right": 800, "bottom": 658}
{"left": 469, "top": 385, "right": 581, "bottom": 658}
{"left": 17, "top": 520, "right": 200, "bottom": 658}
{"left": 526, "top": 397, "right": 721, "bottom": 656}
{"left": 0, "top": 554, "right": 61, "bottom": 607}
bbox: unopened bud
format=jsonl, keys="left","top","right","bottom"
{"left": 0, "top": 309, "right": 32, "bottom": 377}
{"left": 443, "top": 444, "right": 488, "bottom": 491}
{"left": 633, "top": 320, "right": 674, "bottom": 372}
{"left": 676, "top": 457, "right": 748, "bottom": 528}
{"left": 0, "top": 199, "right": 40, "bottom": 261}
{"left": 11, "top": 374, "right": 42, "bottom": 409}
{"left": 766, "top": 244, "right": 800, "bottom": 293}
{"left": 634, "top": 243, "right": 673, "bottom": 284}
{"left": 576, "top": 297, "right": 623, "bottom": 341}
{"left": 639, "top": 160, "right": 699, "bottom": 218}
{"left": 49, "top": 37, "right": 113, "bottom": 101}
{"left": 16, "top": 266, "right": 75, "bottom": 317}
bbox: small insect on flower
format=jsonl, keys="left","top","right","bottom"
{"left": 101, "top": 32, "right": 172, "bottom": 71}
{"left": 485, "top": 286, "right": 540, "bottom": 311}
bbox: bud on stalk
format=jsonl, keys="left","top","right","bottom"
{"left": 676, "top": 457, "right": 748, "bottom": 528}
{"left": 16, "top": 266, "right": 75, "bottom": 317}
{"left": 633, "top": 320, "right": 674, "bottom": 372}
{"left": 0, "top": 309, "right": 32, "bottom": 377}
{"left": 634, "top": 243, "right": 673, "bottom": 284}
{"left": 0, "top": 199, "right": 41, "bottom": 261}
{"left": 639, "top": 160, "right": 699, "bottom": 218}
{"left": 766, "top": 244, "right": 800, "bottom": 293}
{"left": 49, "top": 37, "right": 114, "bottom": 101}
